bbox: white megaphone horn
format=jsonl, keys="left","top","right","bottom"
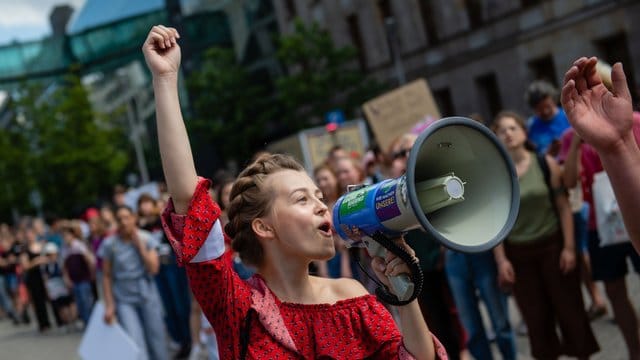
{"left": 333, "top": 117, "right": 520, "bottom": 304}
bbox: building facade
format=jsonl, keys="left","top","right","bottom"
{"left": 273, "top": 0, "right": 640, "bottom": 123}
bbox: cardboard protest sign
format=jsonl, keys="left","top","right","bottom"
{"left": 362, "top": 79, "right": 440, "bottom": 152}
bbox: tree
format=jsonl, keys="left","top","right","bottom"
{"left": 0, "top": 72, "right": 130, "bottom": 220}
{"left": 187, "top": 47, "right": 274, "bottom": 165}
{"left": 183, "top": 21, "right": 387, "bottom": 169}
{"left": 0, "top": 111, "right": 34, "bottom": 221}
{"left": 276, "top": 20, "right": 387, "bottom": 131}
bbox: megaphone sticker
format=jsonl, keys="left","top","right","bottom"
{"left": 338, "top": 190, "right": 366, "bottom": 217}
{"left": 374, "top": 182, "right": 401, "bottom": 221}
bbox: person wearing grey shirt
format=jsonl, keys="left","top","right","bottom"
{"left": 100, "top": 205, "right": 168, "bottom": 360}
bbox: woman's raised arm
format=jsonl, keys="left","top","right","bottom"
{"left": 142, "top": 25, "right": 198, "bottom": 214}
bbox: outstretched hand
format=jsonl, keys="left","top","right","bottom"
{"left": 561, "top": 57, "right": 634, "bottom": 153}
{"left": 142, "top": 25, "right": 182, "bottom": 78}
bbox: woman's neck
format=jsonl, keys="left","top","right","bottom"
{"left": 509, "top": 147, "right": 530, "bottom": 164}
{"left": 259, "top": 259, "right": 316, "bottom": 304}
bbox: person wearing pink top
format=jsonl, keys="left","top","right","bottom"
{"left": 561, "top": 57, "right": 640, "bottom": 359}
{"left": 562, "top": 56, "right": 640, "bottom": 252}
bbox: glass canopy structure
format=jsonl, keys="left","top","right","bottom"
{"left": 0, "top": 0, "right": 277, "bottom": 87}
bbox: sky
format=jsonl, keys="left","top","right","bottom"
{"left": 0, "top": 0, "right": 85, "bottom": 45}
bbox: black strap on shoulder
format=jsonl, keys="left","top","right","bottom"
{"left": 536, "top": 153, "right": 559, "bottom": 216}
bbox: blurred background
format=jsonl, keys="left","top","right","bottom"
{"left": 0, "top": 0, "right": 637, "bottom": 222}
{"left": 1, "top": 2, "right": 640, "bottom": 359}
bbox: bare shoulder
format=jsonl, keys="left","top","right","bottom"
{"left": 317, "top": 276, "right": 369, "bottom": 300}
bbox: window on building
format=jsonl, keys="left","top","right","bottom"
{"left": 596, "top": 32, "right": 638, "bottom": 104}
{"left": 475, "top": 73, "right": 502, "bottom": 120}
{"left": 347, "top": 14, "right": 366, "bottom": 70}
{"left": 432, "top": 88, "right": 455, "bottom": 117}
{"left": 417, "top": 0, "right": 439, "bottom": 45}
{"left": 528, "top": 55, "right": 557, "bottom": 86}
{"left": 464, "top": 0, "right": 484, "bottom": 29}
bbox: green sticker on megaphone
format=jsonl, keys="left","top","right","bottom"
{"left": 339, "top": 188, "right": 367, "bottom": 216}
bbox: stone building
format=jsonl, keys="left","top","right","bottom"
{"left": 273, "top": 0, "right": 640, "bottom": 123}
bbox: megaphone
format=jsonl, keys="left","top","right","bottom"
{"left": 333, "top": 117, "right": 520, "bottom": 304}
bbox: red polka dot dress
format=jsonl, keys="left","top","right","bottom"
{"left": 162, "top": 178, "right": 447, "bottom": 359}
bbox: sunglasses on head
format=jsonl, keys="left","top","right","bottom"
{"left": 392, "top": 148, "right": 411, "bottom": 160}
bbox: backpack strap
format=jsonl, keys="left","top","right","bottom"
{"left": 536, "top": 153, "right": 564, "bottom": 216}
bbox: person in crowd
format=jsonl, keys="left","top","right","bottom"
{"left": 491, "top": 111, "right": 598, "bottom": 359}
{"left": 44, "top": 215, "right": 64, "bottom": 249}
{"left": 145, "top": 25, "right": 443, "bottom": 359}
{"left": 561, "top": 56, "right": 640, "bottom": 252}
{"left": 525, "top": 80, "right": 571, "bottom": 157}
{"left": 3, "top": 229, "right": 28, "bottom": 324}
{"left": 361, "top": 144, "right": 389, "bottom": 184}
{"left": 334, "top": 155, "right": 367, "bottom": 194}
{"left": 313, "top": 164, "right": 352, "bottom": 279}
{"left": 216, "top": 177, "right": 254, "bottom": 280}
{"left": 100, "top": 205, "right": 119, "bottom": 236}
{"left": 215, "top": 178, "right": 234, "bottom": 228}
{"left": 326, "top": 145, "right": 349, "bottom": 171}
{"left": 554, "top": 61, "right": 613, "bottom": 321}
{"left": 137, "top": 193, "right": 163, "bottom": 233}
{"left": 101, "top": 205, "right": 168, "bottom": 360}
{"left": 113, "top": 185, "right": 128, "bottom": 207}
{"left": 42, "top": 242, "right": 75, "bottom": 331}
{"left": 138, "top": 193, "right": 193, "bottom": 359}
{"left": 388, "top": 132, "right": 468, "bottom": 360}
{"left": 31, "top": 218, "right": 49, "bottom": 243}
{"left": 561, "top": 56, "right": 640, "bottom": 358}
{"left": 20, "top": 227, "right": 50, "bottom": 332}
{"left": 86, "top": 208, "right": 107, "bottom": 299}
{"left": 444, "top": 204, "right": 517, "bottom": 356}
{"left": 0, "top": 234, "right": 18, "bottom": 323}
{"left": 60, "top": 220, "right": 95, "bottom": 327}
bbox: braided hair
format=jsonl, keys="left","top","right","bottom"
{"left": 224, "top": 153, "right": 304, "bottom": 267}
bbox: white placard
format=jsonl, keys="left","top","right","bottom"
{"left": 78, "top": 302, "right": 142, "bottom": 360}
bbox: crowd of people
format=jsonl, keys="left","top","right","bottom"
{"left": 1, "top": 26, "right": 639, "bottom": 360}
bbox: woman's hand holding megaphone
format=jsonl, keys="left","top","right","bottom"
{"left": 371, "top": 237, "right": 417, "bottom": 292}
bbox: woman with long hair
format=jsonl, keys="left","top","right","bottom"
{"left": 491, "top": 111, "right": 598, "bottom": 359}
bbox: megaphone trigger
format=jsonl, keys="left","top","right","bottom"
{"left": 364, "top": 239, "right": 414, "bottom": 301}
{"left": 367, "top": 232, "right": 424, "bottom": 306}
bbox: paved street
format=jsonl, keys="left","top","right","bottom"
{"left": 0, "top": 320, "right": 82, "bottom": 359}
{"left": 1, "top": 271, "right": 639, "bottom": 359}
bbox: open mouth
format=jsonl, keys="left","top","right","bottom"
{"left": 318, "top": 221, "right": 332, "bottom": 236}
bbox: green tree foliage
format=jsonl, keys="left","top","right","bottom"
{"left": 0, "top": 73, "right": 129, "bottom": 220}
{"left": 276, "top": 20, "right": 387, "bottom": 131}
{"left": 185, "top": 21, "right": 387, "bottom": 167}
{"left": 187, "top": 47, "right": 273, "bottom": 164}
{"left": 0, "top": 112, "right": 35, "bottom": 221}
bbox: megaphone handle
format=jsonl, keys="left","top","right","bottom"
{"left": 365, "top": 241, "right": 415, "bottom": 302}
